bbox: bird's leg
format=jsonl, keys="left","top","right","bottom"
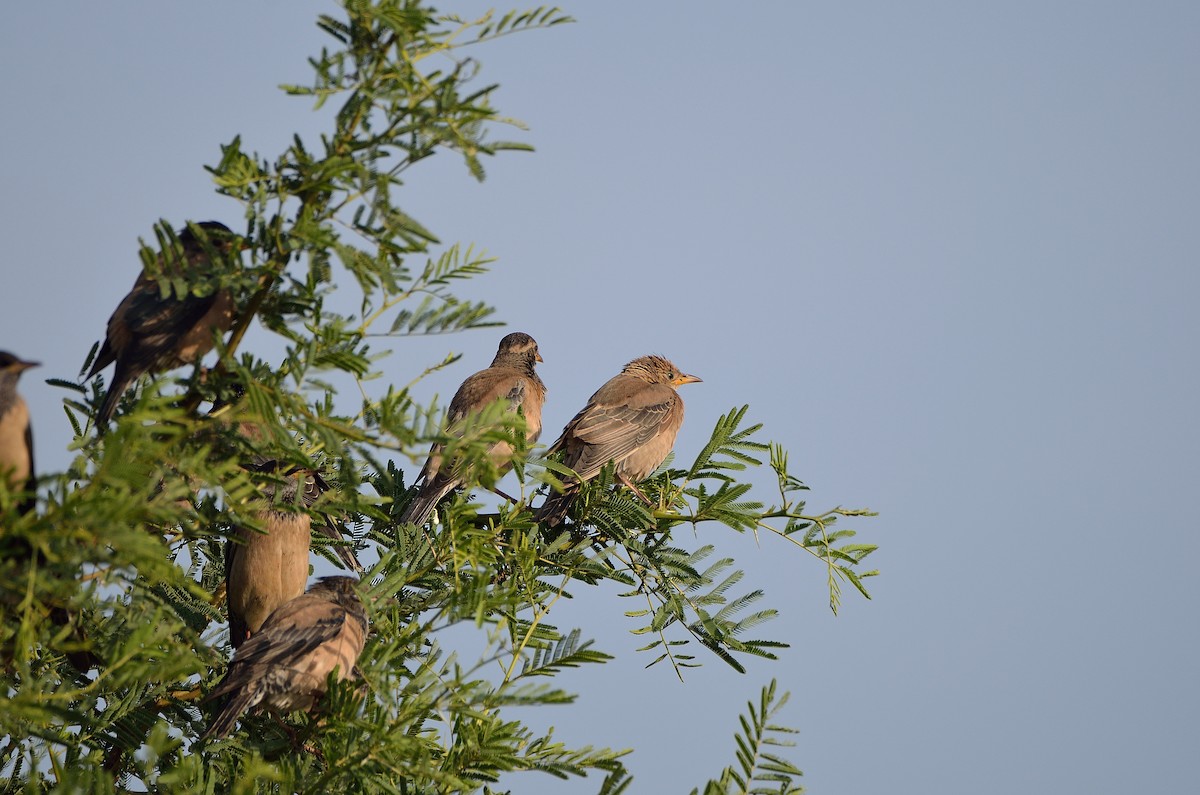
{"left": 616, "top": 473, "right": 654, "bottom": 506}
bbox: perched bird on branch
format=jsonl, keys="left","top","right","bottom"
{"left": 226, "top": 461, "right": 361, "bottom": 648}
{"left": 88, "top": 221, "right": 239, "bottom": 425}
{"left": 534, "top": 355, "right": 700, "bottom": 528}
{"left": 400, "top": 332, "right": 546, "bottom": 526}
{"left": 0, "top": 351, "right": 38, "bottom": 514}
{"left": 0, "top": 352, "right": 100, "bottom": 672}
{"left": 202, "top": 576, "right": 368, "bottom": 741}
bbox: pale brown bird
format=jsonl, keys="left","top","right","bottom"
{"left": 213, "top": 393, "right": 362, "bottom": 578}
{"left": 0, "top": 351, "right": 38, "bottom": 514}
{"left": 88, "top": 221, "right": 239, "bottom": 425}
{"left": 534, "top": 355, "right": 701, "bottom": 527}
{"left": 202, "top": 576, "right": 367, "bottom": 741}
{"left": 226, "top": 462, "right": 361, "bottom": 649}
{"left": 400, "top": 332, "right": 546, "bottom": 526}
{"left": 0, "top": 352, "right": 99, "bottom": 671}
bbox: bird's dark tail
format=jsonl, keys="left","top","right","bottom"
{"left": 95, "top": 366, "right": 134, "bottom": 426}
{"left": 533, "top": 486, "right": 578, "bottom": 528}
{"left": 200, "top": 688, "right": 259, "bottom": 741}
{"left": 228, "top": 611, "right": 250, "bottom": 650}
{"left": 17, "top": 471, "right": 37, "bottom": 517}
{"left": 398, "top": 478, "right": 457, "bottom": 526}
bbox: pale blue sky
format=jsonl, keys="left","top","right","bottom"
{"left": 2, "top": 2, "right": 1197, "bottom": 793}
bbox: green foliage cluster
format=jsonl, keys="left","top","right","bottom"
{"left": 0, "top": 2, "right": 877, "bottom": 792}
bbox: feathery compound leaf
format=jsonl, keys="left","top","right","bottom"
{"left": 690, "top": 680, "right": 803, "bottom": 795}
{"left": 518, "top": 629, "right": 612, "bottom": 678}
{"left": 686, "top": 406, "right": 768, "bottom": 481}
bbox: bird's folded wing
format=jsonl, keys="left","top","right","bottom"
{"left": 207, "top": 601, "right": 350, "bottom": 700}
{"left": 448, "top": 369, "right": 527, "bottom": 420}
{"left": 562, "top": 394, "right": 677, "bottom": 479}
{"left": 126, "top": 280, "right": 217, "bottom": 335}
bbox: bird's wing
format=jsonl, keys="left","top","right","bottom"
{"left": 223, "top": 532, "right": 251, "bottom": 647}
{"left": 208, "top": 595, "right": 350, "bottom": 700}
{"left": 446, "top": 367, "right": 529, "bottom": 422}
{"left": 124, "top": 282, "right": 219, "bottom": 346}
{"left": 23, "top": 415, "right": 36, "bottom": 498}
{"left": 424, "top": 367, "right": 532, "bottom": 471}
{"left": 516, "top": 374, "right": 545, "bottom": 444}
{"left": 559, "top": 381, "right": 679, "bottom": 481}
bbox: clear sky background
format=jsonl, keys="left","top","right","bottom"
{"left": 3, "top": 2, "right": 1197, "bottom": 793}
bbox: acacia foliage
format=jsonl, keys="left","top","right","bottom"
{"left": 0, "top": 3, "right": 877, "bottom": 792}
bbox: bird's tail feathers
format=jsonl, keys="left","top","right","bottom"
{"left": 533, "top": 486, "right": 577, "bottom": 528}
{"left": 95, "top": 368, "right": 134, "bottom": 426}
{"left": 228, "top": 612, "right": 250, "bottom": 650}
{"left": 200, "top": 686, "right": 264, "bottom": 744}
{"left": 398, "top": 478, "right": 458, "bottom": 526}
{"left": 398, "top": 492, "right": 440, "bottom": 526}
{"left": 201, "top": 688, "right": 262, "bottom": 742}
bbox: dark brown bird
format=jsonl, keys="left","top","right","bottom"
{"left": 0, "top": 351, "right": 38, "bottom": 514}
{"left": 226, "top": 462, "right": 361, "bottom": 649}
{"left": 400, "top": 332, "right": 546, "bottom": 526}
{"left": 88, "top": 221, "right": 238, "bottom": 425}
{"left": 202, "top": 576, "right": 367, "bottom": 741}
{"left": 534, "top": 355, "right": 700, "bottom": 527}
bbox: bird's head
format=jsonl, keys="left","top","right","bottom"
{"left": 309, "top": 576, "right": 364, "bottom": 608}
{"left": 624, "top": 355, "right": 701, "bottom": 389}
{"left": 178, "top": 221, "right": 246, "bottom": 253}
{"left": 0, "top": 351, "right": 40, "bottom": 385}
{"left": 495, "top": 332, "right": 543, "bottom": 364}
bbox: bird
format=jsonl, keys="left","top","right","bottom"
{"left": 0, "top": 352, "right": 100, "bottom": 672}
{"left": 208, "top": 386, "right": 362, "bottom": 577}
{"left": 202, "top": 576, "right": 368, "bottom": 741}
{"left": 226, "top": 462, "right": 361, "bottom": 649}
{"left": 534, "top": 355, "right": 700, "bottom": 527}
{"left": 88, "top": 221, "right": 239, "bottom": 425}
{"left": 0, "top": 351, "right": 38, "bottom": 514}
{"left": 400, "top": 332, "right": 546, "bottom": 526}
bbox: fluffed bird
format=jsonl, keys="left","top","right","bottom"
{"left": 202, "top": 576, "right": 367, "bottom": 741}
{"left": 0, "top": 351, "right": 38, "bottom": 513}
{"left": 88, "top": 221, "right": 239, "bottom": 425}
{"left": 534, "top": 355, "right": 700, "bottom": 527}
{"left": 400, "top": 332, "right": 546, "bottom": 526}
{"left": 226, "top": 462, "right": 360, "bottom": 648}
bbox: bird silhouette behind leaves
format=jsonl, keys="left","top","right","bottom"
{"left": 535, "top": 355, "right": 700, "bottom": 527}
{"left": 0, "top": 351, "right": 38, "bottom": 514}
{"left": 400, "top": 332, "right": 546, "bottom": 526}
{"left": 202, "top": 576, "right": 367, "bottom": 741}
{"left": 88, "top": 221, "right": 239, "bottom": 425}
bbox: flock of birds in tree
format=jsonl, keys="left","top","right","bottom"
{"left": 0, "top": 221, "right": 700, "bottom": 738}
